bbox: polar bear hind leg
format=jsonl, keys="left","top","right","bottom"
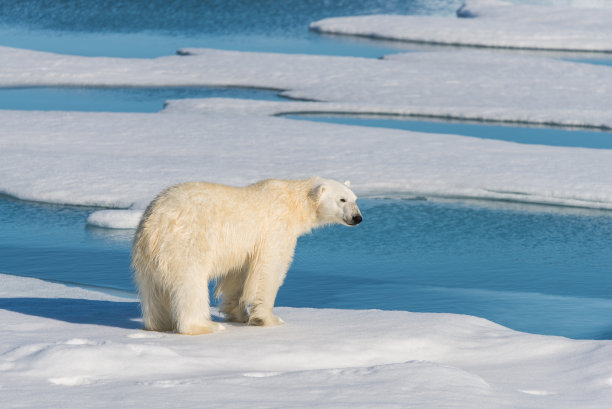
{"left": 170, "top": 263, "right": 225, "bottom": 335}
{"left": 137, "top": 271, "right": 174, "bottom": 332}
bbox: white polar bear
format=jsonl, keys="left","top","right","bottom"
{"left": 132, "top": 177, "right": 362, "bottom": 335}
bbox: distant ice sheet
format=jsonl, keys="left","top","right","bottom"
{"left": 310, "top": 0, "right": 612, "bottom": 52}
{"left": 1, "top": 46, "right": 611, "bottom": 129}
{"left": 3, "top": 98, "right": 612, "bottom": 230}
{"left": 1, "top": 272, "right": 612, "bottom": 408}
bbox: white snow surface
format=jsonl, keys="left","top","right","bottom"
{"left": 1, "top": 272, "right": 611, "bottom": 408}
{"left": 310, "top": 0, "right": 612, "bottom": 52}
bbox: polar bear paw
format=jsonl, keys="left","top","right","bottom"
{"left": 179, "top": 321, "right": 226, "bottom": 335}
{"left": 223, "top": 307, "right": 249, "bottom": 324}
{"left": 248, "top": 314, "right": 285, "bottom": 327}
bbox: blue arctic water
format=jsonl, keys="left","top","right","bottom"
{"left": 0, "top": 86, "right": 284, "bottom": 112}
{"left": 2, "top": 196, "right": 611, "bottom": 340}
{"left": 285, "top": 115, "right": 612, "bottom": 150}
{"left": 0, "top": 0, "right": 457, "bottom": 58}
{"left": 1, "top": 86, "right": 611, "bottom": 149}
{"left": 2, "top": 0, "right": 612, "bottom": 340}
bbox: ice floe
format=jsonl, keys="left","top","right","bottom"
{"left": 1, "top": 273, "right": 611, "bottom": 408}
{"left": 310, "top": 0, "right": 612, "bottom": 52}
{"left": 2, "top": 46, "right": 612, "bottom": 129}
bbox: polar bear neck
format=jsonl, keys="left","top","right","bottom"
{"left": 247, "top": 178, "right": 320, "bottom": 236}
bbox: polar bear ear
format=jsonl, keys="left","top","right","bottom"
{"left": 344, "top": 180, "right": 351, "bottom": 187}
{"left": 309, "top": 184, "right": 325, "bottom": 202}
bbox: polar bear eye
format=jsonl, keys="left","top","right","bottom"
{"left": 340, "top": 198, "right": 346, "bottom": 203}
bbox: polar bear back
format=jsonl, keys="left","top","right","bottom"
{"left": 133, "top": 179, "right": 319, "bottom": 281}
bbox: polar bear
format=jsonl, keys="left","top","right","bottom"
{"left": 132, "top": 177, "right": 362, "bottom": 335}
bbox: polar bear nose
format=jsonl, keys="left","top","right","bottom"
{"left": 351, "top": 214, "right": 362, "bottom": 225}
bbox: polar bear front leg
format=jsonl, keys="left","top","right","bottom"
{"left": 242, "top": 240, "right": 294, "bottom": 326}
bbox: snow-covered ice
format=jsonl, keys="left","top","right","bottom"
{"left": 310, "top": 0, "right": 612, "bottom": 52}
{"left": 2, "top": 45, "right": 612, "bottom": 129}
{"left": 1, "top": 273, "right": 611, "bottom": 408}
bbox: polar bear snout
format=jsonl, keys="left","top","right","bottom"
{"left": 343, "top": 205, "right": 362, "bottom": 226}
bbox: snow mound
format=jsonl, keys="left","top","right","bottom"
{"left": 1, "top": 273, "right": 611, "bottom": 408}
{"left": 87, "top": 210, "right": 143, "bottom": 229}
{"left": 310, "top": 0, "right": 612, "bottom": 52}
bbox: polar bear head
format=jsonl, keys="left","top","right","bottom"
{"left": 310, "top": 178, "right": 362, "bottom": 227}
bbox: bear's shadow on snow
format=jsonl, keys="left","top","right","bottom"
{"left": 0, "top": 297, "right": 143, "bottom": 329}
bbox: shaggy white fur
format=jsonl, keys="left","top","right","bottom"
{"left": 132, "top": 177, "right": 361, "bottom": 335}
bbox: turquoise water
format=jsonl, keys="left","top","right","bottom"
{"left": 286, "top": 114, "right": 612, "bottom": 149}
{"left": 2, "top": 0, "right": 612, "bottom": 340}
{"left": 1, "top": 87, "right": 610, "bottom": 150}
{"left": 0, "top": 196, "right": 131, "bottom": 291}
{"left": 0, "top": 86, "right": 283, "bottom": 112}
{"left": 2, "top": 196, "right": 611, "bottom": 340}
